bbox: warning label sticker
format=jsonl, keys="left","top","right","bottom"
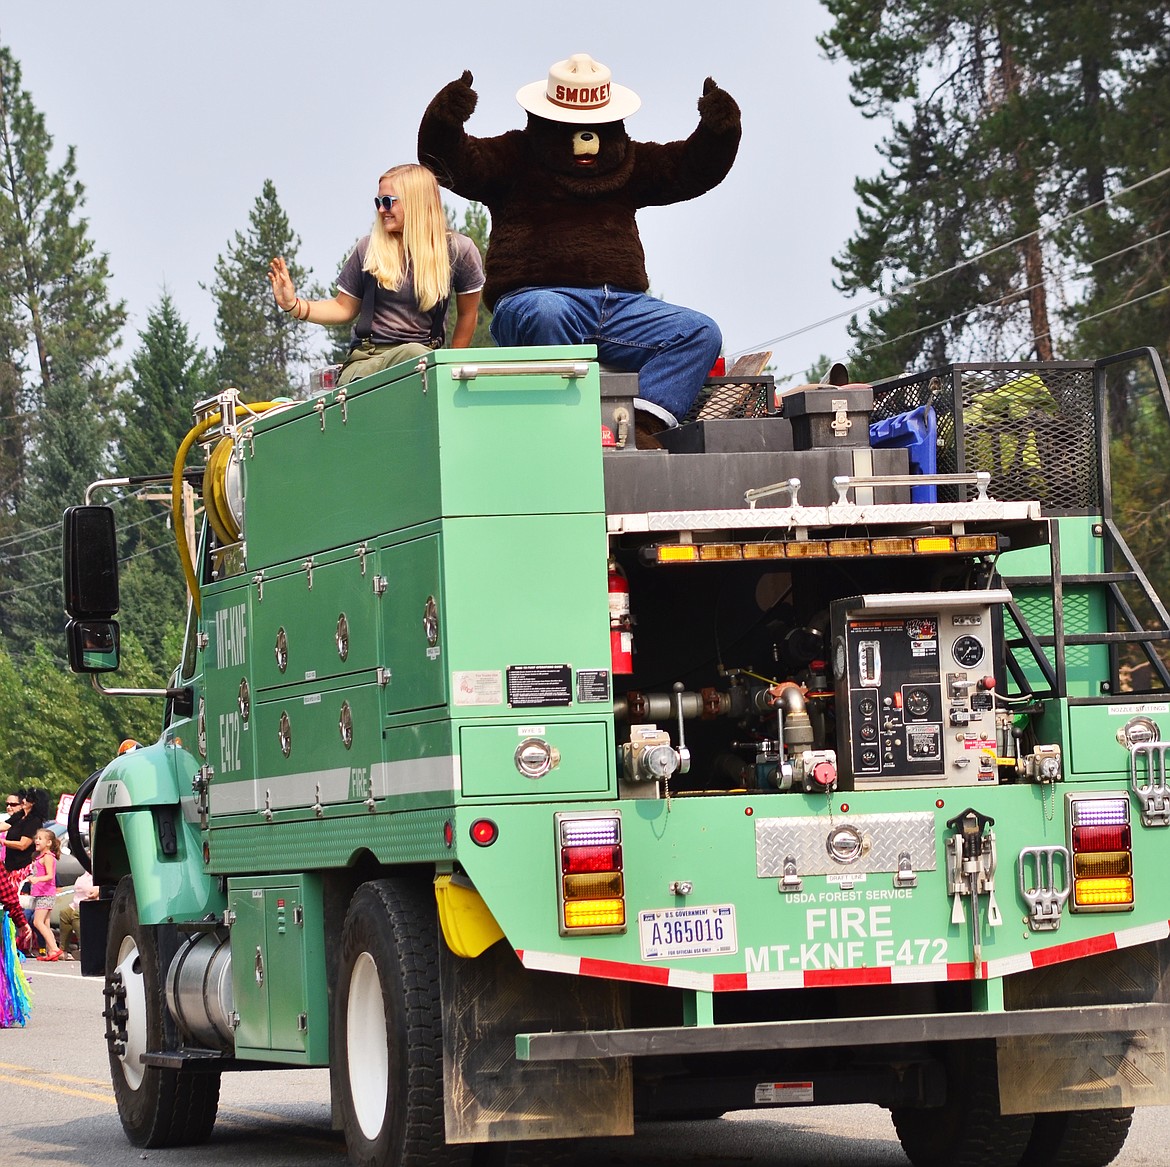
{"left": 506, "top": 664, "right": 572, "bottom": 708}
{"left": 754, "top": 1081, "right": 814, "bottom": 1105}
{"left": 576, "top": 669, "right": 611, "bottom": 704}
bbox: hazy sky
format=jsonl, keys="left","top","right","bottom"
{"left": 1, "top": 2, "right": 884, "bottom": 386}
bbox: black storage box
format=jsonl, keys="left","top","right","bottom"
{"left": 660, "top": 417, "right": 795, "bottom": 454}
{"left": 783, "top": 386, "right": 873, "bottom": 449}
{"left": 604, "top": 447, "right": 910, "bottom": 512}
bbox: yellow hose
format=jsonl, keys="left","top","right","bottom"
{"left": 172, "top": 404, "right": 279, "bottom": 616}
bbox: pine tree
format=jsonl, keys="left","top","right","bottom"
{"left": 0, "top": 45, "right": 125, "bottom": 649}
{"left": 208, "top": 179, "right": 316, "bottom": 401}
{"left": 821, "top": 3, "right": 1070, "bottom": 377}
{"left": 120, "top": 290, "right": 213, "bottom": 476}
{"left": 821, "top": 1, "right": 1170, "bottom": 378}
{"left": 114, "top": 292, "right": 214, "bottom": 669}
{"left": 1062, "top": 13, "right": 1170, "bottom": 362}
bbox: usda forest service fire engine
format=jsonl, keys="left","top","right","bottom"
{"left": 62, "top": 344, "right": 1170, "bottom": 1167}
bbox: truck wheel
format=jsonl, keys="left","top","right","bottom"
{"left": 891, "top": 1041, "right": 1033, "bottom": 1167}
{"left": 336, "top": 878, "right": 469, "bottom": 1167}
{"left": 1019, "top": 1108, "right": 1134, "bottom": 1167}
{"left": 104, "top": 876, "right": 220, "bottom": 1147}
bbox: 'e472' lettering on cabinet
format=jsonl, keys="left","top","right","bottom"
{"left": 219, "top": 712, "right": 242, "bottom": 774}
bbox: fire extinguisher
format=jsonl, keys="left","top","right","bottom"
{"left": 608, "top": 559, "right": 634, "bottom": 674}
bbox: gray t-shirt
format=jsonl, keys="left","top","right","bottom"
{"left": 337, "top": 231, "right": 485, "bottom": 347}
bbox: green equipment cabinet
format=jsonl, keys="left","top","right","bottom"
{"left": 227, "top": 873, "right": 328, "bottom": 1064}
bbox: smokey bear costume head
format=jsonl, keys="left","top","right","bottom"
{"left": 517, "top": 54, "right": 636, "bottom": 187}
{"left": 417, "top": 52, "right": 741, "bottom": 309}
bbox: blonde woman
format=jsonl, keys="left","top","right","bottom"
{"left": 268, "top": 163, "right": 485, "bottom": 385}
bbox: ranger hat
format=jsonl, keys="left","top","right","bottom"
{"left": 516, "top": 53, "right": 641, "bottom": 124}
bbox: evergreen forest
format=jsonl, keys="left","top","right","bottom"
{"left": 1, "top": 4, "right": 1169, "bottom": 800}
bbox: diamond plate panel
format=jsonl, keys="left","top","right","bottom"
{"left": 755, "top": 812, "right": 938, "bottom": 877}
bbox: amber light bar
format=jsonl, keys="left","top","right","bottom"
{"left": 647, "top": 533, "right": 999, "bottom": 565}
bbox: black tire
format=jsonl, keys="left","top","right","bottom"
{"left": 336, "top": 878, "right": 470, "bottom": 1167}
{"left": 104, "top": 876, "right": 220, "bottom": 1147}
{"left": 891, "top": 1041, "right": 1034, "bottom": 1167}
{"left": 68, "top": 769, "right": 99, "bottom": 873}
{"left": 1019, "top": 1107, "right": 1134, "bottom": 1167}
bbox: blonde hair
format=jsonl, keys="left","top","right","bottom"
{"left": 363, "top": 164, "right": 452, "bottom": 311}
{"left": 35, "top": 828, "right": 61, "bottom": 858}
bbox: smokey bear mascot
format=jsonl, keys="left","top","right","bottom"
{"left": 418, "top": 53, "right": 740, "bottom": 446}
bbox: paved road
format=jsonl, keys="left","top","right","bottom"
{"left": 2, "top": 961, "right": 1167, "bottom": 1166}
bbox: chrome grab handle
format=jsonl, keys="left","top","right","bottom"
{"left": 449, "top": 362, "right": 591, "bottom": 380}
{"left": 832, "top": 471, "right": 991, "bottom": 505}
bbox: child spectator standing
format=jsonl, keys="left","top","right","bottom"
{"left": 29, "top": 827, "right": 61, "bottom": 961}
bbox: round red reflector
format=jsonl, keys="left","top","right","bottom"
{"left": 470, "top": 819, "right": 498, "bottom": 846}
{"left": 839, "top": 803, "right": 849, "bottom": 813}
{"left": 744, "top": 806, "right": 754, "bottom": 816}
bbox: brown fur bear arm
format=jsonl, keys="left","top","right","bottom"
{"left": 418, "top": 128, "right": 525, "bottom": 203}
{"left": 418, "top": 72, "right": 525, "bottom": 201}
{"left": 629, "top": 122, "right": 741, "bottom": 207}
{"left": 625, "top": 77, "right": 740, "bottom": 207}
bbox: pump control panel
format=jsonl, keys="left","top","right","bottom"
{"left": 831, "top": 591, "right": 1011, "bottom": 790}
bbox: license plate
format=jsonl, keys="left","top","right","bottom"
{"left": 638, "top": 904, "right": 737, "bottom": 961}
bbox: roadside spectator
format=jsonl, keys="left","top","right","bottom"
{"left": 0, "top": 863, "right": 33, "bottom": 1027}
{"left": 30, "top": 827, "right": 62, "bottom": 961}
{"left": 3, "top": 789, "right": 43, "bottom": 874}
{"left": 58, "top": 868, "right": 96, "bottom": 960}
{"left": 1, "top": 791, "right": 19, "bottom": 865}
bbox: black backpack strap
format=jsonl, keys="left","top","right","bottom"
{"left": 427, "top": 293, "right": 449, "bottom": 349}
{"left": 354, "top": 269, "right": 377, "bottom": 342}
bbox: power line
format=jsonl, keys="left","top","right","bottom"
{"left": 0, "top": 506, "right": 168, "bottom": 564}
{"left": 0, "top": 485, "right": 169, "bottom": 552}
{"left": 732, "top": 161, "right": 1170, "bottom": 362}
{"left": 0, "top": 534, "right": 178, "bottom": 602}
{"left": 771, "top": 222, "right": 1170, "bottom": 381}
{"left": 1017, "top": 283, "right": 1170, "bottom": 354}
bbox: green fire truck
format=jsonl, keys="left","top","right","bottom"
{"left": 62, "top": 344, "right": 1170, "bottom": 1167}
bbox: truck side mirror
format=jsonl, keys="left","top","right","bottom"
{"left": 63, "top": 505, "right": 120, "bottom": 617}
{"left": 66, "top": 618, "right": 121, "bottom": 673}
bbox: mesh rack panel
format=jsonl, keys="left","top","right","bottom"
{"left": 683, "top": 377, "right": 775, "bottom": 425}
{"left": 871, "top": 363, "right": 1100, "bottom": 511}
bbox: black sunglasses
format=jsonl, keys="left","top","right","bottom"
{"left": 374, "top": 195, "right": 400, "bottom": 212}
{"left": 5, "top": 801, "right": 18, "bottom": 808}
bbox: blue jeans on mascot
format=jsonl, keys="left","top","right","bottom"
{"left": 490, "top": 285, "right": 722, "bottom": 427}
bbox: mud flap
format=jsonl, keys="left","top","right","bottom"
{"left": 998, "top": 938, "right": 1170, "bottom": 1114}
{"left": 441, "top": 939, "right": 633, "bottom": 1143}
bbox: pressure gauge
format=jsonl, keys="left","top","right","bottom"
{"left": 952, "top": 634, "right": 985, "bottom": 668}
